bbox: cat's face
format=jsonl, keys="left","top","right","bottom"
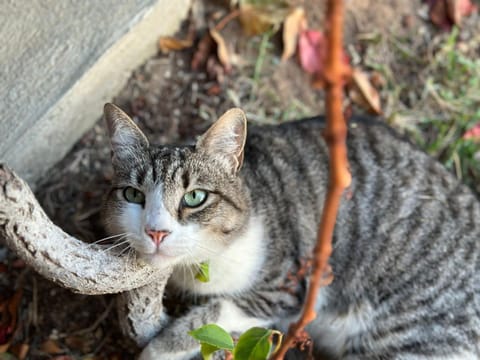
{"left": 102, "top": 104, "right": 250, "bottom": 268}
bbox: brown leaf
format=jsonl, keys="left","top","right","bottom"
{"left": 9, "top": 343, "right": 29, "bottom": 360}
{"left": 206, "top": 56, "right": 225, "bottom": 84}
{"left": 65, "top": 335, "right": 92, "bottom": 353}
{"left": 191, "top": 32, "right": 214, "bottom": 71}
{"left": 281, "top": 7, "right": 307, "bottom": 61}
{"left": 158, "top": 37, "right": 193, "bottom": 54}
{"left": 209, "top": 28, "right": 231, "bottom": 72}
{"left": 0, "top": 288, "right": 22, "bottom": 353}
{"left": 40, "top": 339, "right": 63, "bottom": 355}
{"left": 427, "top": 0, "right": 477, "bottom": 29}
{"left": 349, "top": 69, "right": 382, "bottom": 115}
{"left": 239, "top": 1, "right": 289, "bottom": 36}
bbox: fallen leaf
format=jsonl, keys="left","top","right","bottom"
{"left": 239, "top": 1, "right": 289, "bottom": 36}
{"left": 298, "top": 29, "right": 350, "bottom": 88}
{"left": 298, "top": 30, "right": 326, "bottom": 75}
{"left": 0, "top": 289, "right": 22, "bottom": 353}
{"left": 158, "top": 37, "right": 193, "bottom": 53}
{"left": 8, "top": 343, "right": 29, "bottom": 360}
{"left": 209, "top": 28, "right": 231, "bottom": 72}
{"left": 207, "top": 84, "right": 221, "bottom": 96}
{"left": 463, "top": 123, "right": 480, "bottom": 140}
{"left": 65, "top": 335, "right": 93, "bottom": 353}
{"left": 349, "top": 69, "right": 382, "bottom": 115}
{"left": 191, "top": 32, "right": 214, "bottom": 71}
{"left": 426, "top": 0, "right": 477, "bottom": 29}
{"left": 40, "top": 339, "right": 63, "bottom": 355}
{"left": 281, "top": 7, "right": 307, "bottom": 61}
{"left": 206, "top": 56, "right": 225, "bottom": 84}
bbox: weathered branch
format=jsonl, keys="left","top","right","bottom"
{"left": 0, "top": 164, "right": 172, "bottom": 295}
{"left": 273, "top": 0, "right": 351, "bottom": 358}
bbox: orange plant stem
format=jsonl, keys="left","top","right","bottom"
{"left": 272, "top": 0, "right": 351, "bottom": 358}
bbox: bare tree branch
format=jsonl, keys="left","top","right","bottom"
{"left": 0, "top": 164, "right": 172, "bottom": 295}
{"left": 273, "top": 0, "right": 351, "bottom": 358}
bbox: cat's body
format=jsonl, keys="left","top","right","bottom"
{"left": 103, "top": 104, "right": 480, "bottom": 360}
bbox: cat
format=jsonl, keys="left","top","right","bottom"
{"left": 102, "top": 103, "right": 480, "bottom": 360}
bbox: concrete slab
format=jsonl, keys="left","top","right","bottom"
{"left": 0, "top": 0, "right": 190, "bottom": 187}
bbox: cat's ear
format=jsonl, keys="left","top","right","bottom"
{"left": 196, "top": 108, "right": 247, "bottom": 174}
{"left": 104, "top": 103, "right": 149, "bottom": 160}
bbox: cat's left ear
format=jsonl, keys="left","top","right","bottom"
{"left": 196, "top": 108, "right": 247, "bottom": 174}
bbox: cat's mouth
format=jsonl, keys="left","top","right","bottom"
{"left": 138, "top": 249, "right": 179, "bottom": 267}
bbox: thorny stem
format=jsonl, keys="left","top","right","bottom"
{"left": 272, "top": 0, "right": 351, "bottom": 358}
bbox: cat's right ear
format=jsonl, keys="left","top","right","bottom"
{"left": 104, "top": 103, "right": 149, "bottom": 161}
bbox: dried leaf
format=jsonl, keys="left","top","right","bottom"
{"left": 427, "top": 0, "right": 477, "bottom": 29}
{"left": 65, "top": 335, "right": 92, "bottom": 353}
{"left": 298, "top": 30, "right": 326, "bottom": 75}
{"left": 9, "top": 343, "right": 29, "bottom": 360}
{"left": 191, "top": 32, "right": 215, "bottom": 71}
{"left": 239, "top": 1, "right": 289, "bottom": 36}
{"left": 281, "top": 7, "right": 307, "bottom": 61}
{"left": 209, "top": 29, "right": 231, "bottom": 72}
{"left": 40, "top": 339, "right": 63, "bottom": 355}
{"left": 158, "top": 37, "right": 193, "bottom": 53}
{"left": 298, "top": 28, "right": 350, "bottom": 88}
{"left": 0, "top": 289, "right": 22, "bottom": 353}
{"left": 206, "top": 56, "right": 225, "bottom": 84}
{"left": 349, "top": 69, "right": 382, "bottom": 115}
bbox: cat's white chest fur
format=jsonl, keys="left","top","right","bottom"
{"left": 169, "top": 216, "right": 265, "bottom": 295}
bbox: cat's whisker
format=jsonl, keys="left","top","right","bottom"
{"left": 118, "top": 244, "right": 133, "bottom": 257}
{"left": 102, "top": 239, "right": 131, "bottom": 252}
{"left": 87, "top": 232, "right": 129, "bottom": 247}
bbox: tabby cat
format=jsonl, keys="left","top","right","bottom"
{"left": 103, "top": 103, "right": 480, "bottom": 359}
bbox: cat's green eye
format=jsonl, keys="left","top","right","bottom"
{"left": 123, "top": 186, "right": 145, "bottom": 204}
{"left": 183, "top": 189, "right": 208, "bottom": 208}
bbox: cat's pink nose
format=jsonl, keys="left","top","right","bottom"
{"left": 145, "top": 229, "right": 170, "bottom": 246}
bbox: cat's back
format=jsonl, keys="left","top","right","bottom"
{"left": 241, "top": 115, "right": 480, "bottom": 358}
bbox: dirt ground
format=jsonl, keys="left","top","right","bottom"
{"left": 1, "top": 0, "right": 479, "bottom": 359}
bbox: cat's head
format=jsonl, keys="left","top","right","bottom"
{"left": 102, "top": 103, "right": 250, "bottom": 268}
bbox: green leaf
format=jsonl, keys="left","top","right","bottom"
{"left": 201, "top": 343, "right": 221, "bottom": 360}
{"left": 189, "top": 324, "right": 234, "bottom": 351}
{"left": 195, "top": 261, "right": 210, "bottom": 283}
{"left": 233, "top": 327, "right": 282, "bottom": 360}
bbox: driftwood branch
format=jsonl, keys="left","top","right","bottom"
{"left": 0, "top": 164, "right": 172, "bottom": 295}
{"left": 118, "top": 280, "right": 169, "bottom": 346}
{"left": 273, "top": 0, "right": 351, "bottom": 358}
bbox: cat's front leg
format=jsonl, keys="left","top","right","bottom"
{"left": 139, "top": 298, "right": 271, "bottom": 360}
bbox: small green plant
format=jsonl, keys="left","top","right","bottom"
{"left": 189, "top": 324, "right": 282, "bottom": 360}
{"left": 416, "top": 28, "right": 480, "bottom": 194}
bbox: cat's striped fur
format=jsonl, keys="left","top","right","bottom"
{"left": 103, "top": 104, "right": 480, "bottom": 359}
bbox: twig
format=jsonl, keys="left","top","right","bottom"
{"left": 67, "top": 300, "right": 115, "bottom": 337}
{"left": 272, "top": 0, "right": 351, "bottom": 358}
{"left": 214, "top": 9, "right": 241, "bottom": 31}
